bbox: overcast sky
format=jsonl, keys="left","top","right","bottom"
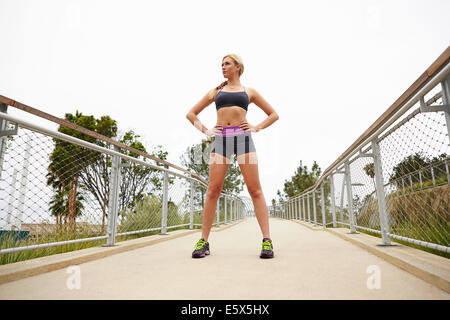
{"left": 1, "top": 0, "right": 449, "bottom": 204}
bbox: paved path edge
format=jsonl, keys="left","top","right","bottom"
{"left": 0, "top": 221, "right": 244, "bottom": 285}
{"left": 293, "top": 220, "right": 450, "bottom": 293}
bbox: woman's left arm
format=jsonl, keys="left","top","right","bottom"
{"left": 242, "top": 88, "right": 279, "bottom": 132}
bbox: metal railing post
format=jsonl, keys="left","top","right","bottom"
{"left": 287, "top": 200, "right": 290, "bottom": 219}
{"left": 313, "top": 190, "right": 318, "bottom": 226}
{"left": 294, "top": 199, "right": 296, "bottom": 220}
{"left": 340, "top": 175, "right": 345, "bottom": 224}
{"left": 445, "top": 161, "right": 449, "bottom": 186}
{"left": 6, "top": 168, "right": 18, "bottom": 230}
{"left": 440, "top": 74, "right": 450, "bottom": 143}
{"left": 238, "top": 200, "right": 240, "bottom": 220}
{"left": 285, "top": 201, "right": 288, "bottom": 219}
{"left": 371, "top": 139, "right": 391, "bottom": 245}
{"left": 106, "top": 146, "right": 121, "bottom": 246}
{"left": 17, "top": 135, "right": 31, "bottom": 231}
{"left": 189, "top": 181, "right": 195, "bottom": 230}
{"left": 231, "top": 198, "right": 235, "bottom": 222}
{"left": 241, "top": 200, "right": 244, "bottom": 219}
{"left": 307, "top": 193, "right": 311, "bottom": 223}
{"left": 160, "top": 167, "right": 169, "bottom": 235}
{"left": 292, "top": 199, "right": 294, "bottom": 219}
{"left": 321, "top": 185, "right": 326, "bottom": 228}
{"left": 291, "top": 199, "right": 295, "bottom": 219}
{"left": 289, "top": 200, "right": 292, "bottom": 219}
{"left": 239, "top": 201, "right": 242, "bottom": 220}
{"left": 238, "top": 199, "right": 241, "bottom": 220}
{"left": 294, "top": 198, "right": 297, "bottom": 220}
{"left": 0, "top": 103, "right": 8, "bottom": 178}
{"left": 234, "top": 198, "right": 237, "bottom": 221}
{"left": 330, "top": 174, "right": 337, "bottom": 228}
{"left": 224, "top": 196, "right": 228, "bottom": 224}
{"left": 216, "top": 195, "right": 220, "bottom": 227}
{"left": 236, "top": 198, "right": 240, "bottom": 220}
{"left": 239, "top": 201, "right": 241, "bottom": 219}
{"left": 302, "top": 196, "right": 305, "bottom": 221}
{"left": 344, "top": 161, "right": 358, "bottom": 234}
{"left": 0, "top": 104, "right": 17, "bottom": 178}
{"left": 229, "top": 198, "right": 232, "bottom": 222}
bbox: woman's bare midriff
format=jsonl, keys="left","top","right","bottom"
{"left": 216, "top": 106, "right": 247, "bottom": 126}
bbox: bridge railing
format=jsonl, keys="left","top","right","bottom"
{"left": 0, "top": 102, "right": 246, "bottom": 264}
{"left": 272, "top": 47, "right": 450, "bottom": 255}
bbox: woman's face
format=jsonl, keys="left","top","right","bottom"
{"left": 222, "top": 57, "right": 240, "bottom": 78}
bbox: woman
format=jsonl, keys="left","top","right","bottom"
{"left": 186, "top": 54, "right": 279, "bottom": 259}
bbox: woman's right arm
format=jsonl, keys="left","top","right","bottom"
{"left": 186, "top": 91, "right": 214, "bottom": 135}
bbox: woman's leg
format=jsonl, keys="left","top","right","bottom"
{"left": 201, "top": 152, "right": 230, "bottom": 241}
{"left": 236, "top": 152, "right": 270, "bottom": 239}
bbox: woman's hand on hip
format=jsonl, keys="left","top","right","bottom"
{"left": 240, "top": 122, "right": 259, "bottom": 133}
{"left": 205, "top": 125, "right": 223, "bottom": 137}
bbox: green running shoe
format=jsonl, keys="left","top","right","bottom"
{"left": 192, "top": 238, "right": 210, "bottom": 258}
{"left": 260, "top": 238, "right": 274, "bottom": 258}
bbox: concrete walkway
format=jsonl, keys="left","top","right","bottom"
{"left": 0, "top": 217, "right": 449, "bottom": 299}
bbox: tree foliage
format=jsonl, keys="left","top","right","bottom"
{"left": 47, "top": 111, "right": 170, "bottom": 232}
{"left": 276, "top": 160, "right": 322, "bottom": 204}
{"left": 118, "top": 130, "right": 170, "bottom": 214}
{"left": 180, "top": 136, "right": 245, "bottom": 207}
{"left": 47, "top": 111, "right": 107, "bottom": 230}
{"left": 388, "top": 152, "right": 448, "bottom": 188}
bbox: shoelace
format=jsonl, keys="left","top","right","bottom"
{"left": 195, "top": 239, "right": 207, "bottom": 250}
{"left": 262, "top": 240, "right": 272, "bottom": 251}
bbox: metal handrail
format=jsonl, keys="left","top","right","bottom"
{"left": 0, "top": 112, "right": 241, "bottom": 197}
{"left": 0, "top": 94, "right": 212, "bottom": 188}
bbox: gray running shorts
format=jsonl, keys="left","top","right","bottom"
{"left": 210, "top": 125, "right": 256, "bottom": 161}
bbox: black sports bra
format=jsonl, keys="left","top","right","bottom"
{"left": 215, "top": 86, "right": 249, "bottom": 112}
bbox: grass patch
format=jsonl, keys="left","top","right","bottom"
{"left": 334, "top": 225, "right": 450, "bottom": 259}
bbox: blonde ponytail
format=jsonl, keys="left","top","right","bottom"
{"left": 208, "top": 80, "right": 228, "bottom": 101}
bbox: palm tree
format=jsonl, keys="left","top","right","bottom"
{"left": 363, "top": 163, "right": 375, "bottom": 186}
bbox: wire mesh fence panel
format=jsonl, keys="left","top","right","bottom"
{"left": 333, "top": 173, "right": 348, "bottom": 226}
{"left": 308, "top": 194, "right": 314, "bottom": 223}
{"left": 378, "top": 101, "right": 450, "bottom": 248}
{"left": 348, "top": 154, "right": 380, "bottom": 232}
{"left": 319, "top": 181, "right": 333, "bottom": 226}
{"left": 217, "top": 196, "right": 233, "bottom": 224}
{"left": 191, "top": 183, "right": 207, "bottom": 226}
{"left": 165, "top": 175, "right": 191, "bottom": 229}
{"left": 0, "top": 127, "right": 112, "bottom": 263}
{"left": 0, "top": 127, "right": 111, "bottom": 236}
{"left": 268, "top": 204, "right": 280, "bottom": 218}
{"left": 312, "top": 191, "right": 319, "bottom": 225}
